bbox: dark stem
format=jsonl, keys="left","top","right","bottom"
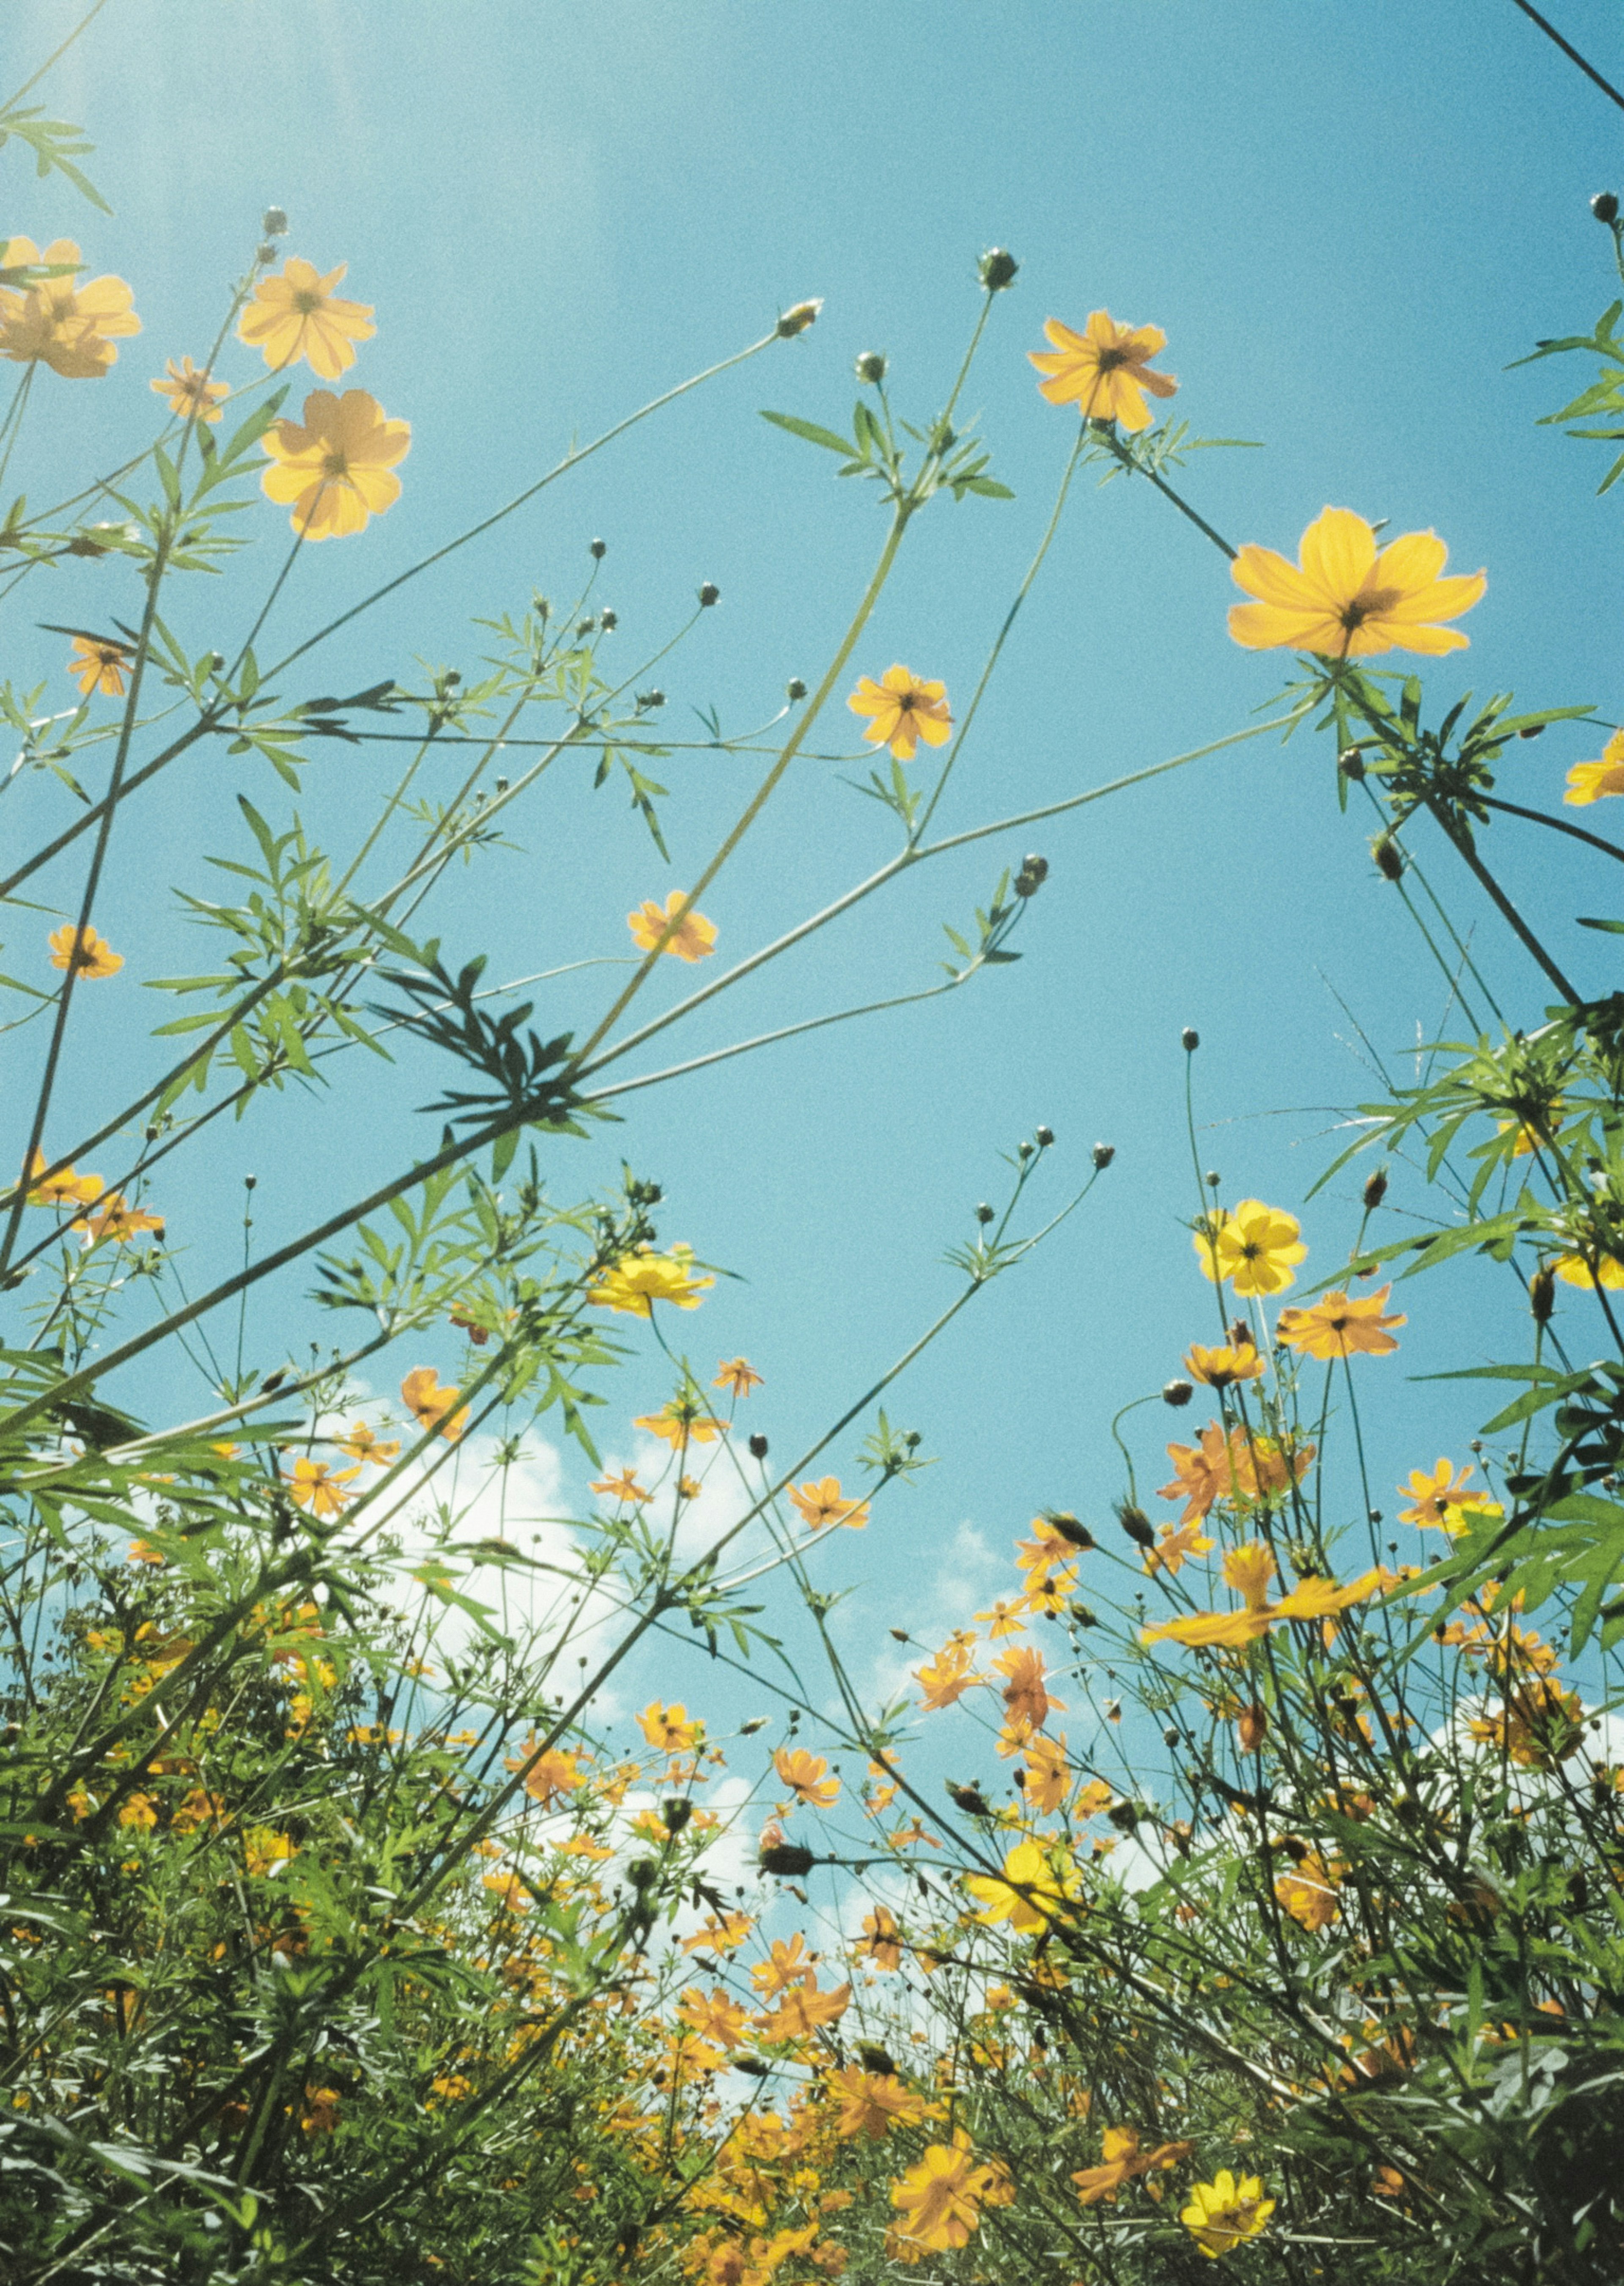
{"left": 1507, "top": 0, "right": 1624, "bottom": 114}
{"left": 1478, "top": 789, "right": 1624, "bottom": 866}
{"left": 1423, "top": 795, "right": 1583, "bottom": 1006}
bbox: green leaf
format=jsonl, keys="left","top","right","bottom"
{"left": 760, "top": 409, "right": 858, "bottom": 457}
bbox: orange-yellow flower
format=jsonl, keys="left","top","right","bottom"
{"left": 400, "top": 1365, "right": 469, "bottom": 1442}
{"left": 634, "top": 1401, "right": 726, "bottom": 1447}
{"left": 757, "top": 1978, "right": 850, "bottom": 2040}
{"left": 1397, "top": 1458, "right": 1476, "bottom": 1530}
{"left": 1228, "top": 506, "right": 1485, "bottom": 659}
{"left": 150, "top": 355, "right": 228, "bottom": 424}
{"left": 627, "top": 890, "right": 716, "bottom": 962}
{"left": 774, "top": 1746, "right": 840, "bottom": 1808}
{"left": 1194, "top": 1199, "right": 1305, "bottom": 1297}
{"left": 1022, "top": 1730, "right": 1070, "bottom": 1814}
{"left": 260, "top": 388, "right": 409, "bottom": 540}
{"left": 588, "top": 1243, "right": 714, "bottom": 1316}
{"left": 0, "top": 239, "right": 139, "bottom": 377}
{"left": 750, "top": 1932, "right": 817, "bottom": 1994}
{"left": 1275, "top": 1852, "right": 1341, "bottom": 1932}
{"left": 590, "top": 1466, "right": 650, "bottom": 1505}
{"left": 914, "top": 1639, "right": 983, "bottom": 1710}
{"left": 1158, "top": 1424, "right": 1311, "bottom": 1521}
{"left": 1143, "top": 1559, "right": 1388, "bottom": 1651}
{"left": 858, "top": 1905, "right": 903, "bottom": 1969}
{"left": 1184, "top": 1338, "right": 1264, "bottom": 1390}
{"left": 68, "top": 636, "right": 132, "bottom": 697}
{"left": 1146, "top": 1520, "right": 1215, "bottom": 1576}
{"left": 788, "top": 1476, "right": 870, "bottom": 1530}
{"left": 74, "top": 1192, "right": 163, "bottom": 1246}
{"left": 1564, "top": 727, "right": 1624, "bottom": 806}
{"left": 677, "top": 1986, "right": 750, "bottom": 2050}
{"left": 889, "top": 2130, "right": 1000, "bottom": 2256}
{"left": 238, "top": 256, "right": 375, "bottom": 379}
{"left": 335, "top": 1420, "right": 400, "bottom": 1467}
{"left": 49, "top": 923, "right": 123, "bottom": 978}
{"left": 1180, "top": 2171, "right": 1275, "bottom": 2259}
{"left": 637, "top": 1700, "right": 701, "bottom": 1752}
{"left": 285, "top": 1454, "right": 360, "bottom": 1519}
{"left": 828, "top": 2066, "right": 928, "bottom": 2140}
{"left": 25, "top": 1151, "right": 104, "bottom": 1208}
{"left": 713, "top": 1356, "right": 763, "bottom": 1398}
{"left": 1029, "top": 311, "right": 1177, "bottom": 432}
{"left": 847, "top": 666, "right": 953, "bottom": 762}
{"left": 1073, "top": 2124, "right": 1194, "bottom": 2206}
{"left": 508, "top": 1743, "right": 581, "bottom": 1805}
{"left": 994, "top": 1643, "right": 1064, "bottom": 1732}
{"left": 1276, "top": 1283, "right": 1405, "bottom": 1362}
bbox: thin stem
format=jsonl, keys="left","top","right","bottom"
{"left": 1423, "top": 795, "right": 1582, "bottom": 1005}
{"left": 0, "top": 0, "right": 114, "bottom": 115}
{"left": 1103, "top": 429, "right": 1237, "bottom": 560}
{"left": 1507, "top": 0, "right": 1624, "bottom": 114}
{"left": 1478, "top": 789, "right": 1624, "bottom": 866}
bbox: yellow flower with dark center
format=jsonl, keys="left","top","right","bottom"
{"left": 634, "top": 1401, "right": 726, "bottom": 1447}
{"left": 828, "top": 2066, "right": 929, "bottom": 2140}
{"left": 150, "top": 355, "right": 228, "bottom": 424}
{"left": 1195, "top": 1200, "right": 1305, "bottom": 1297}
{"left": 1397, "top": 1457, "right": 1476, "bottom": 1529}
{"left": 336, "top": 1420, "right": 400, "bottom": 1466}
{"left": 1275, "top": 1852, "right": 1341, "bottom": 1931}
{"left": 25, "top": 1151, "right": 103, "bottom": 1208}
{"left": 627, "top": 889, "right": 717, "bottom": 962}
{"left": 1565, "top": 728, "right": 1624, "bottom": 805}
{"left": 1184, "top": 1338, "right": 1264, "bottom": 1390}
{"left": 636, "top": 1700, "right": 701, "bottom": 1752}
{"left": 847, "top": 665, "right": 953, "bottom": 761}
{"left": 1180, "top": 2170, "right": 1275, "bottom": 2259}
{"left": 588, "top": 1243, "right": 714, "bottom": 1316}
{"left": 788, "top": 1475, "right": 870, "bottom": 1530}
{"left": 1276, "top": 1283, "right": 1406, "bottom": 1361}
{"left": 1029, "top": 310, "right": 1177, "bottom": 432}
{"left": 773, "top": 1746, "right": 840, "bottom": 1807}
{"left": 260, "top": 388, "right": 410, "bottom": 540}
{"left": 713, "top": 1355, "right": 763, "bottom": 1397}
{"left": 0, "top": 238, "right": 140, "bottom": 377}
{"left": 285, "top": 1454, "right": 360, "bottom": 1519}
{"left": 238, "top": 256, "right": 375, "bottom": 378}
{"left": 74, "top": 1192, "right": 163, "bottom": 1246}
{"left": 1228, "top": 506, "right": 1485, "bottom": 658}
{"left": 49, "top": 923, "right": 123, "bottom": 977}
{"left": 400, "top": 1365, "right": 469, "bottom": 1442}
{"left": 965, "top": 1836, "right": 1080, "bottom": 1932}
{"left": 69, "top": 636, "right": 132, "bottom": 697}
{"left": 889, "top": 2130, "right": 999, "bottom": 2255}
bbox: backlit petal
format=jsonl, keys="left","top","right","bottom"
{"left": 1298, "top": 507, "right": 1376, "bottom": 608}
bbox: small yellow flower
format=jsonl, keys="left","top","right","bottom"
{"left": 68, "top": 636, "right": 132, "bottom": 697}
{"left": 26, "top": 1151, "right": 104, "bottom": 1208}
{"left": 285, "top": 1453, "right": 360, "bottom": 1519}
{"left": 773, "top": 1746, "right": 840, "bottom": 1808}
{"left": 238, "top": 256, "right": 375, "bottom": 378}
{"left": 1553, "top": 1249, "right": 1624, "bottom": 1290}
{"left": 49, "top": 923, "right": 123, "bottom": 978}
{"left": 847, "top": 665, "right": 952, "bottom": 761}
{"left": 1397, "top": 1458, "right": 1476, "bottom": 1530}
{"left": 1194, "top": 1200, "right": 1305, "bottom": 1297}
{"left": 1565, "top": 728, "right": 1624, "bottom": 806}
{"left": 1180, "top": 2170, "right": 1275, "bottom": 2259}
{"left": 74, "top": 1192, "right": 163, "bottom": 1246}
{"left": 150, "top": 354, "right": 228, "bottom": 424}
{"left": 1228, "top": 506, "right": 1485, "bottom": 659}
{"left": 0, "top": 239, "right": 140, "bottom": 378}
{"left": 627, "top": 889, "right": 717, "bottom": 963}
{"left": 637, "top": 1700, "right": 701, "bottom": 1752}
{"left": 713, "top": 1356, "right": 763, "bottom": 1397}
{"left": 634, "top": 1401, "right": 725, "bottom": 1447}
{"left": 1184, "top": 1338, "right": 1264, "bottom": 1390}
{"left": 788, "top": 1475, "right": 870, "bottom": 1530}
{"left": 587, "top": 1243, "right": 714, "bottom": 1316}
{"left": 260, "top": 388, "right": 410, "bottom": 540}
{"left": 400, "top": 1365, "right": 469, "bottom": 1442}
{"left": 1275, "top": 1283, "right": 1406, "bottom": 1361}
{"left": 1029, "top": 310, "right": 1177, "bottom": 431}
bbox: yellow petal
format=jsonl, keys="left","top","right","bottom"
{"left": 1299, "top": 507, "right": 1376, "bottom": 606}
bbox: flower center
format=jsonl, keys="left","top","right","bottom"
{"left": 1340, "top": 585, "right": 1402, "bottom": 630}
{"left": 1096, "top": 345, "right": 1131, "bottom": 371}
{"left": 321, "top": 450, "right": 349, "bottom": 479}
{"left": 294, "top": 289, "right": 322, "bottom": 315}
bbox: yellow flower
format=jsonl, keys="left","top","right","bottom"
{"left": 1184, "top": 1338, "right": 1264, "bottom": 1389}
{"left": 773, "top": 1747, "right": 840, "bottom": 1808}
{"left": 0, "top": 239, "right": 139, "bottom": 378}
{"left": 1028, "top": 310, "right": 1177, "bottom": 432}
{"left": 857, "top": 1905, "right": 903, "bottom": 1969}
{"left": 677, "top": 1986, "right": 750, "bottom": 2051}
{"left": 914, "top": 1640, "right": 983, "bottom": 1710}
{"left": 1553, "top": 1249, "right": 1624, "bottom": 1290}
{"left": 637, "top": 1700, "right": 701, "bottom": 1752}
{"left": 335, "top": 1420, "right": 401, "bottom": 1466}
{"left": 1275, "top": 1852, "right": 1341, "bottom": 1932}
{"left": 590, "top": 1466, "right": 650, "bottom": 1505}
{"left": 1397, "top": 1458, "right": 1476, "bottom": 1530}
{"left": 828, "top": 2066, "right": 929, "bottom": 2140}
{"left": 587, "top": 1243, "right": 714, "bottom": 1316}
{"left": 1143, "top": 1558, "right": 1387, "bottom": 1651}
{"left": 49, "top": 923, "right": 123, "bottom": 978}
{"left": 400, "top": 1365, "right": 469, "bottom": 1442}
{"left": 1564, "top": 727, "right": 1624, "bottom": 805}
{"left": 627, "top": 889, "right": 717, "bottom": 963}
{"left": 1224, "top": 1543, "right": 1277, "bottom": 1611}
{"left": 68, "top": 636, "right": 132, "bottom": 697}
{"left": 237, "top": 256, "right": 375, "bottom": 378}
{"left": 1228, "top": 506, "right": 1485, "bottom": 658}
{"left": 713, "top": 1355, "right": 764, "bottom": 1397}
{"left": 1275, "top": 1283, "right": 1406, "bottom": 1361}
{"left": 847, "top": 666, "right": 953, "bottom": 761}
{"left": 1181, "top": 2171, "right": 1275, "bottom": 2259}
{"left": 634, "top": 1401, "right": 726, "bottom": 1447}
{"left": 74, "top": 1192, "right": 163, "bottom": 1246}
{"left": 788, "top": 1475, "right": 870, "bottom": 1530}
{"left": 26, "top": 1151, "right": 104, "bottom": 1209}
{"left": 285, "top": 1453, "right": 360, "bottom": 1519}
{"left": 1146, "top": 1520, "right": 1215, "bottom": 1576}
{"left": 889, "top": 2130, "right": 996, "bottom": 2256}
{"left": 1195, "top": 1199, "right": 1305, "bottom": 1297}
{"left": 965, "top": 1836, "right": 1080, "bottom": 1932}
{"left": 260, "top": 388, "right": 410, "bottom": 540}
{"left": 150, "top": 355, "right": 228, "bottom": 424}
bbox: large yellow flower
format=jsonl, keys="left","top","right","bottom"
{"left": 1194, "top": 1199, "right": 1305, "bottom": 1297}
{"left": 260, "top": 389, "right": 410, "bottom": 539}
{"left": 1566, "top": 728, "right": 1624, "bottom": 805}
{"left": 1229, "top": 506, "right": 1484, "bottom": 658}
{"left": 587, "top": 1243, "right": 714, "bottom": 1316}
{"left": 965, "top": 1836, "right": 1080, "bottom": 1932}
{"left": 0, "top": 238, "right": 139, "bottom": 378}
{"left": 1029, "top": 310, "right": 1177, "bottom": 432}
{"left": 847, "top": 666, "right": 953, "bottom": 761}
{"left": 238, "top": 256, "right": 375, "bottom": 378}
{"left": 889, "top": 2130, "right": 1002, "bottom": 2256}
{"left": 1180, "top": 2171, "right": 1275, "bottom": 2259}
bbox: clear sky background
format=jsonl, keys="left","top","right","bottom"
{"left": 8, "top": 0, "right": 1624, "bottom": 1758}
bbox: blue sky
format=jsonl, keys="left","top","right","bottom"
{"left": 9, "top": 0, "right": 1624, "bottom": 1752}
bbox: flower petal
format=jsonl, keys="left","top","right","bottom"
{"left": 1298, "top": 507, "right": 1377, "bottom": 608}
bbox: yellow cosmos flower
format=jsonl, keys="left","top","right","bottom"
{"left": 25, "top": 1151, "right": 103, "bottom": 1209}
{"left": 1229, "top": 506, "right": 1485, "bottom": 658}
{"left": 637, "top": 1700, "right": 701, "bottom": 1752}
{"left": 73, "top": 1192, "right": 164, "bottom": 1247}
{"left": 828, "top": 2065, "right": 929, "bottom": 2141}
{"left": 400, "top": 1365, "right": 469, "bottom": 1442}
{"left": 965, "top": 1836, "right": 1080, "bottom": 1932}
{"left": 889, "top": 2130, "right": 1002, "bottom": 2256}
{"left": 587, "top": 1243, "right": 715, "bottom": 1316}
{"left": 285, "top": 1454, "right": 360, "bottom": 1519}
{"left": 847, "top": 665, "right": 953, "bottom": 761}
{"left": 1180, "top": 2170, "right": 1275, "bottom": 2259}
{"left": 713, "top": 1355, "right": 764, "bottom": 1397}
{"left": 1195, "top": 1200, "right": 1305, "bottom": 1297}
{"left": 1275, "top": 1283, "right": 1406, "bottom": 1361}
{"left": 0, "top": 238, "right": 140, "bottom": 378}
{"left": 788, "top": 1475, "right": 870, "bottom": 1530}
{"left": 238, "top": 256, "right": 375, "bottom": 378}
{"left": 1398, "top": 1458, "right": 1477, "bottom": 1529}
{"left": 1275, "top": 1852, "right": 1341, "bottom": 1932}
{"left": 1565, "top": 727, "right": 1624, "bottom": 805}
{"left": 773, "top": 1746, "right": 840, "bottom": 1807}
{"left": 1143, "top": 1555, "right": 1388, "bottom": 1650}
{"left": 260, "top": 388, "right": 410, "bottom": 540}
{"left": 49, "top": 922, "right": 123, "bottom": 977}
{"left": 1184, "top": 1338, "right": 1264, "bottom": 1389}
{"left": 634, "top": 1401, "right": 725, "bottom": 1447}
{"left": 1553, "top": 1249, "right": 1624, "bottom": 1290}
{"left": 69, "top": 636, "right": 132, "bottom": 697}
{"left": 150, "top": 355, "right": 228, "bottom": 424}
{"left": 627, "top": 889, "right": 717, "bottom": 963}
{"left": 1029, "top": 310, "right": 1177, "bottom": 432}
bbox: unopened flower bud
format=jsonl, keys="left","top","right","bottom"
{"left": 1530, "top": 1265, "right": 1555, "bottom": 1324}
{"left": 662, "top": 1797, "right": 693, "bottom": 1834}
{"left": 637, "top": 689, "right": 666, "bottom": 710}
{"left": 776, "top": 299, "right": 822, "bottom": 338}
{"left": 1117, "top": 1504, "right": 1156, "bottom": 1550}
{"left": 1205, "top": 1171, "right": 1222, "bottom": 1189}
{"left": 855, "top": 350, "right": 888, "bottom": 384}
{"left": 786, "top": 677, "right": 807, "bottom": 702}
{"left": 748, "top": 1432, "right": 769, "bottom": 1460}
{"left": 1372, "top": 835, "right": 1405, "bottom": 882}
{"left": 975, "top": 1202, "right": 996, "bottom": 1225}
{"left": 1594, "top": 191, "right": 1621, "bottom": 225}
{"left": 1237, "top": 1703, "right": 1267, "bottom": 1753}
{"left": 698, "top": 582, "right": 720, "bottom": 608}
{"left": 1182, "top": 1027, "right": 1200, "bottom": 1053}
{"left": 978, "top": 247, "right": 1019, "bottom": 292}
{"left": 1013, "top": 852, "right": 1048, "bottom": 902}
{"left": 263, "top": 206, "right": 289, "bottom": 237}
{"left": 1018, "top": 1140, "right": 1033, "bottom": 1159}
{"left": 495, "top": 776, "right": 509, "bottom": 793}
{"left": 1070, "top": 1602, "right": 1098, "bottom": 1627}
{"left": 1163, "top": 1726, "right": 1182, "bottom": 1749}
{"left": 760, "top": 1841, "right": 817, "bottom": 1876}
{"left": 598, "top": 608, "right": 617, "bottom": 631}
{"left": 1362, "top": 1165, "right": 1389, "bottom": 1211}
{"left": 577, "top": 618, "right": 595, "bottom": 638}
{"left": 1035, "top": 1124, "right": 1055, "bottom": 1148}
{"left": 1162, "top": 1379, "right": 1193, "bottom": 1408}
{"left": 1091, "top": 1141, "right": 1114, "bottom": 1168}
{"left": 255, "top": 242, "right": 278, "bottom": 266}
{"left": 1338, "top": 746, "right": 1366, "bottom": 780}
{"left": 627, "top": 1856, "right": 658, "bottom": 1890}
{"left": 590, "top": 537, "right": 607, "bottom": 559}
{"left": 1044, "top": 1511, "right": 1095, "bottom": 1550}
